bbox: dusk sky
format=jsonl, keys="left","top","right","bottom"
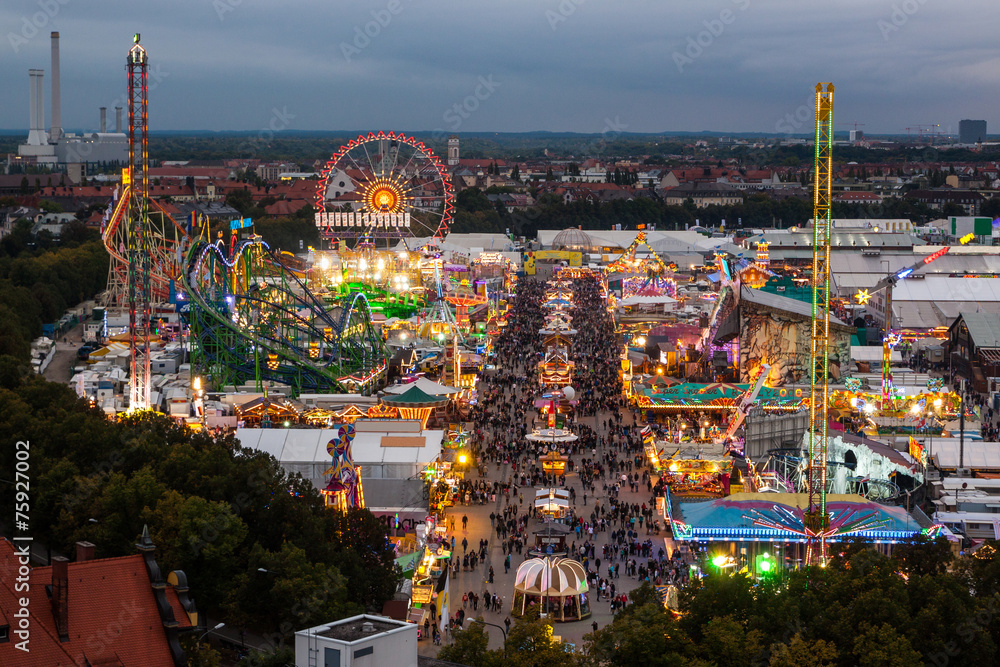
{"left": 1, "top": 0, "right": 997, "bottom": 136}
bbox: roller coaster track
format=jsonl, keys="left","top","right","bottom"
{"left": 101, "top": 184, "right": 188, "bottom": 305}
{"left": 183, "top": 239, "right": 387, "bottom": 396}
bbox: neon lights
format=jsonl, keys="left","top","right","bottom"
{"left": 960, "top": 233, "right": 975, "bottom": 245}
{"left": 923, "top": 247, "right": 950, "bottom": 264}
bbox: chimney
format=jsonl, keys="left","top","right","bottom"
{"left": 50, "top": 32, "right": 61, "bottom": 143}
{"left": 100, "top": 107, "right": 107, "bottom": 133}
{"left": 36, "top": 69, "right": 45, "bottom": 140}
{"left": 27, "top": 70, "right": 48, "bottom": 146}
{"left": 51, "top": 556, "right": 69, "bottom": 642}
{"left": 115, "top": 106, "right": 123, "bottom": 133}
{"left": 76, "top": 541, "right": 95, "bottom": 562}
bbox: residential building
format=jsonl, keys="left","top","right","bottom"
{"left": 660, "top": 181, "right": 743, "bottom": 208}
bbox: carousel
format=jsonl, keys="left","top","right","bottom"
{"left": 512, "top": 557, "right": 591, "bottom": 621}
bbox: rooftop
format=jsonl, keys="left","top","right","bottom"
{"left": 308, "top": 614, "right": 410, "bottom": 643}
{"left": 958, "top": 311, "right": 1000, "bottom": 349}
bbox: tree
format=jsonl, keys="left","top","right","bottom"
{"left": 980, "top": 197, "right": 1000, "bottom": 220}
{"left": 437, "top": 618, "right": 495, "bottom": 667}
{"left": 768, "top": 634, "right": 837, "bottom": 667}
{"left": 891, "top": 535, "right": 952, "bottom": 576}
{"left": 696, "top": 615, "right": 765, "bottom": 667}
{"left": 224, "top": 542, "right": 359, "bottom": 637}
{"left": 323, "top": 508, "right": 401, "bottom": 610}
{"left": 238, "top": 645, "right": 295, "bottom": 667}
{"left": 456, "top": 187, "right": 493, "bottom": 213}
{"left": 586, "top": 598, "right": 700, "bottom": 667}
{"left": 501, "top": 611, "right": 580, "bottom": 667}
{"left": 852, "top": 623, "right": 922, "bottom": 667}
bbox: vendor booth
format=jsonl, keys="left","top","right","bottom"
{"left": 535, "top": 488, "right": 572, "bottom": 521}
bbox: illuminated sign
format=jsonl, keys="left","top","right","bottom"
{"left": 477, "top": 252, "right": 506, "bottom": 264}
{"left": 229, "top": 217, "right": 253, "bottom": 230}
{"left": 908, "top": 436, "right": 926, "bottom": 467}
{"left": 959, "top": 233, "right": 975, "bottom": 245}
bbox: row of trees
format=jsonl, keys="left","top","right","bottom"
{"left": 0, "top": 379, "right": 401, "bottom": 645}
{"left": 442, "top": 537, "right": 1000, "bottom": 666}
{"left": 0, "top": 217, "right": 108, "bottom": 363}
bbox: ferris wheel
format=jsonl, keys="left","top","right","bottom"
{"left": 315, "top": 132, "right": 454, "bottom": 243}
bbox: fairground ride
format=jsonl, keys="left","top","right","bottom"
{"left": 183, "top": 237, "right": 388, "bottom": 396}
{"left": 853, "top": 239, "right": 972, "bottom": 411}
{"left": 806, "top": 82, "right": 834, "bottom": 566}
{"left": 314, "top": 132, "right": 454, "bottom": 244}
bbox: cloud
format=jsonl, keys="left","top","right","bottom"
{"left": 0, "top": 0, "right": 996, "bottom": 133}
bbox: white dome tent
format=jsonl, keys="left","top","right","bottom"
{"left": 511, "top": 557, "right": 590, "bottom": 621}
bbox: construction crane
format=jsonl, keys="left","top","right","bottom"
{"left": 903, "top": 124, "right": 940, "bottom": 144}
{"left": 126, "top": 34, "right": 151, "bottom": 411}
{"left": 806, "top": 83, "right": 834, "bottom": 567}
{"left": 854, "top": 235, "right": 975, "bottom": 409}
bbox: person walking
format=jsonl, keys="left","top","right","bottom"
{"left": 462, "top": 514, "right": 469, "bottom": 530}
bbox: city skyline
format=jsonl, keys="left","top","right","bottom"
{"left": 1, "top": 0, "right": 997, "bottom": 136}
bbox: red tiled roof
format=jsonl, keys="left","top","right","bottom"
{"left": 265, "top": 199, "right": 307, "bottom": 216}
{"left": 0, "top": 538, "right": 192, "bottom": 667}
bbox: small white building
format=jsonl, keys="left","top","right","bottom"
{"left": 294, "top": 614, "right": 417, "bottom": 667}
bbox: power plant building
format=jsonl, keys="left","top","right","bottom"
{"left": 17, "top": 32, "right": 128, "bottom": 168}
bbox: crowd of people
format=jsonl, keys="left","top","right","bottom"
{"left": 441, "top": 273, "right": 693, "bottom": 637}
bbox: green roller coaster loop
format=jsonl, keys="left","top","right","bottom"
{"left": 182, "top": 239, "right": 388, "bottom": 396}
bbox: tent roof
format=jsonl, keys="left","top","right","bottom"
{"left": 380, "top": 385, "right": 450, "bottom": 407}
{"left": 383, "top": 377, "right": 461, "bottom": 396}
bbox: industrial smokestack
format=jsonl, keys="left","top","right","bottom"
{"left": 100, "top": 107, "right": 107, "bottom": 133}
{"left": 50, "top": 32, "right": 61, "bottom": 143}
{"left": 36, "top": 70, "right": 45, "bottom": 139}
{"left": 115, "top": 107, "right": 123, "bottom": 133}
{"left": 27, "top": 69, "right": 48, "bottom": 146}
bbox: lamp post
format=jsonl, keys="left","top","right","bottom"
{"left": 198, "top": 622, "right": 225, "bottom": 643}
{"left": 479, "top": 620, "right": 508, "bottom": 654}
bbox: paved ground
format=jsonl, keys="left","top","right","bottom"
{"left": 42, "top": 323, "right": 85, "bottom": 384}
{"left": 418, "top": 411, "right": 664, "bottom": 657}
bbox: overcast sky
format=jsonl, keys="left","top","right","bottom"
{"left": 1, "top": 0, "right": 997, "bottom": 136}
